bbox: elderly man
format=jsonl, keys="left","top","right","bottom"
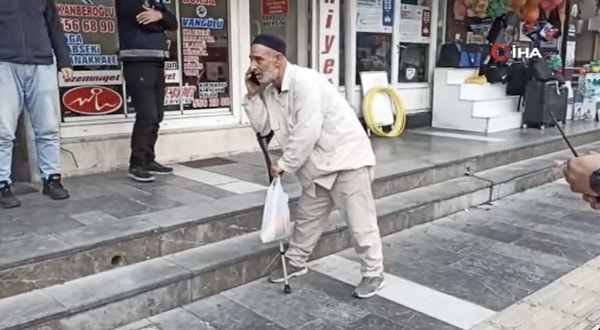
{"left": 563, "top": 153, "right": 600, "bottom": 209}
{"left": 242, "top": 34, "right": 385, "bottom": 298}
{"left": 0, "top": 0, "right": 73, "bottom": 208}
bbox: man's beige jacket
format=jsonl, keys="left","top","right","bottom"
{"left": 242, "top": 64, "right": 376, "bottom": 196}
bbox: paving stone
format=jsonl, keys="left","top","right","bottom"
{"left": 512, "top": 234, "right": 600, "bottom": 264}
{"left": 71, "top": 210, "right": 120, "bottom": 226}
{"left": 184, "top": 294, "right": 286, "bottom": 330}
{"left": 435, "top": 216, "right": 528, "bottom": 243}
{"left": 146, "top": 307, "right": 215, "bottom": 329}
{"left": 448, "top": 254, "right": 555, "bottom": 294}
{"left": 427, "top": 222, "right": 578, "bottom": 273}
{"left": 57, "top": 194, "right": 155, "bottom": 219}
{"left": 54, "top": 217, "right": 158, "bottom": 248}
{"left": 0, "top": 234, "right": 72, "bottom": 268}
{"left": 114, "top": 318, "right": 155, "bottom": 330}
{"left": 343, "top": 314, "right": 405, "bottom": 330}
{"left": 44, "top": 258, "right": 189, "bottom": 311}
{"left": 221, "top": 278, "right": 369, "bottom": 329}
{"left": 292, "top": 272, "right": 460, "bottom": 330}
{"left": 11, "top": 208, "right": 84, "bottom": 235}
{"left": 0, "top": 290, "right": 67, "bottom": 329}
{"left": 147, "top": 185, "right": 216, "bottom": 204}
{"left": 292, "top": 319, "right": 344, "bottom": 330}
{"left": 204, "top": 162, "right": 278, "bottom": 185}
{"left": 0, "top": 220, "right": 38, "bottom": 244}
{"left": 184, "top": 182, "right": 237, "bottom": 199}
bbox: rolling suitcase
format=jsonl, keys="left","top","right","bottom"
{"left": 522, "top": 80, "right": 568, "bottom": 129}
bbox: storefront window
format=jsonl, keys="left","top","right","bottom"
{"left": 355, "top": 0, "right": 393, "bottom": 84}
{"left": 178, "top": 0, "right": 230, "bottom": 111}
{"left": 56, "top": 0, "right": 232, "bottom": 123}
{"left": 339, "top": 0, "right": 434, "bottom": 86}
{"left": 249, "top": 0, "right": 298, "bottom": 64}
{"left": 56, "top": 0, "right": 124, "bottom": 121}
{"left": 397, "top": 0, "right": 432, "bottom": 83}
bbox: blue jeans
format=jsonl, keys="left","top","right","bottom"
{"left": 0, "top": 62, "right": 61, "bottom": 184}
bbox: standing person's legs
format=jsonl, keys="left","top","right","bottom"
{"left": 24, "top": 64, "right": 69, "bottom": 200}
{"left": 268, "top": 185, "right": 334, "bottom": 283}
{"left": 331, "top": 167, "right": 384, "bottom": 298}
{"left": 123, "top": 61, "right": 161, "bottom": 182}
{"left": 0, "top": 62, "right": 25, "bottom": 208}
{"left": 145, "top": 62, "right": 172, "bottom": 175}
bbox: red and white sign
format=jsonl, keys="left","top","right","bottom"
{"left": 58, "top": 70, "right": 122, "bottom": 87}
{"left": 318, "top": 0, "right": 340, "bottom": 86}
{"left": 164, "top": 85, "right": 196, "bottom": 106}
{"left": 164, "top": 70, "right": 180, "bottom": 84}
{"left": 62, "top": 86, "right": 123, "bottom": 115}
{"left": 262, "top": 0, "right": 288, "bottom": 15}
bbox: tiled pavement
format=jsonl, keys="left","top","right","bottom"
{"left": 3, "top": 122, "right": 600, "bottom": 246}
{"left": 118, "top": 180, "right": 600, "bottom": 330}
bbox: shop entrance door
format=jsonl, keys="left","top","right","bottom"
{"left": 249, "top": 0, "right": 311, "bottom": 67}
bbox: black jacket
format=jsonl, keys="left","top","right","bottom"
{"left": 115, "top": 0, "right": 178, "bottom": 61}
{"left": 0, "top": 0, "right": 71, "bottom": 69}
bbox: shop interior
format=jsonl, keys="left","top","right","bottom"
{"left": 431, "top": 0, "right": 600, "bottom": 134}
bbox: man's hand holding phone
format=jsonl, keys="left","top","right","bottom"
{"left": 245, "top": 68, "right": 262, "bottom": 97}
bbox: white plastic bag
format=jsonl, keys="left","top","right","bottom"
{"left": 260, "top": 177, "right": 292, "bottom": 243}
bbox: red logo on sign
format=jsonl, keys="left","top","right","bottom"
{"left": 62, "top": 86, "right": 123, "bottom": 115}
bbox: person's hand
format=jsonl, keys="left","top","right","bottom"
{"left": 136, "top": 6, "right": 163, "bottom": 25}
{"left": 270, "top": 163, "right": 284, "bottom": 178}
{"left": 245, "top": 68, "right": 261, "bottom": 97}
{"left": 583, "top": 194, "right": 600, "bottom": 210}
{"left": 563, "top": 154, "right": 600, "bottom": 195}
{"left": 61, "top": 67, "right": 73, "bottom": 81}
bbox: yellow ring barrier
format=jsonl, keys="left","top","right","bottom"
{"left": 362, "top": 86, "right": 407, "bottom": 138}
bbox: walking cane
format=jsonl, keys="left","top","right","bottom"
{"left": 256, "top": 131, "right": 292, "bottom": 294}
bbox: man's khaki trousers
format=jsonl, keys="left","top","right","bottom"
{"left": 285, "top": 167, "right": 384, "bottom": 277}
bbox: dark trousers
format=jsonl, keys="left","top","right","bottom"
{"left": 123, "top": 61, "right": 165, "bottom": 168}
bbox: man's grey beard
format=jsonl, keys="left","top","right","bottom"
{"left": 259, "top": 69, "right": 278, "bottom": 84}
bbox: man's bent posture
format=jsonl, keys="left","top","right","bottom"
{"left": 242, "top": 34, "right": 385, "bottom": 298}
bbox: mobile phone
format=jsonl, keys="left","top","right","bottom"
{"left": 249, "top": 72, "right": 260, "bottom": 85}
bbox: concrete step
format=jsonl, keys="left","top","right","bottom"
{"left": 3, "top": 141, "right": 600, "bottom": 330}
{"left": 1, "top": 126, "right": 600, "bottom": 305}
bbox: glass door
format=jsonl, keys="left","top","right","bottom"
{"left": 249, "top": 0, "right": 311, "bottom": 66}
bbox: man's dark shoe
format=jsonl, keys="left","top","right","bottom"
{"left": 128, "top": 167, "right": 156, "bottom": 182}
{"left": 42, "top": 174, "right": 70, "bottom": 200}
{"left": 146, "top": 161, "right": 173, "bottom": 175}
{"left": 0, "top": 181, "right": 21, "bottom": 209}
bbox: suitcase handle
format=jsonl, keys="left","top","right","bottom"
{"left": 551, "top": 81, "right": 560, "bottom": 95}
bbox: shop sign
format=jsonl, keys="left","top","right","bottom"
{"left": 356, "top": 0, "right": 393, "bottom": 34}
{"left": 55, "top": 0, "right": 119, "bottom": 67}
{"left": 318, "top": 0, "right": 340, "bottom": 86}
{"left": 62, "top": 86, "right": 123, "bottom": 115}
{"left": 262, "top": 0, "right": 289, "bottom": 15}
{"left": 490, "top": 44, "right": 542, "bottom": 62}
{"left": 382, "top": 0, "right": 393, "bottom": 28}
{"left": 398, "top": 4, "right": 431, "bottom": 43}
{"left": 165, "top": 61, "right": 181, "bottom": 84}
{"left": 164, "top": 85, "right": 196, "bottom": 106}
{"left": 58, "top": 70, "right": 122, "bottom": 87}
